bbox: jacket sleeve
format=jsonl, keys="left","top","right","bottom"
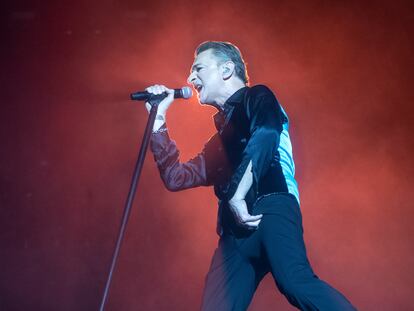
{"left": 150, "top": 126, "right": 209, "bottom": 191}
{"left": 225, "top": 85, "right": 284, "bottom": 200}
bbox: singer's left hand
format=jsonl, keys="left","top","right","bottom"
{"left": 228, "top": 198, "right": 262, "bottom": 230}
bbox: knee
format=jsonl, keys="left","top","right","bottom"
{"left": 278, "top": 281, "right": 313, "bottom": 309}
{"left": 276, "top": 273, "right": 318, "bottom": 301}
{"left": 278, "top": 278, "right": 301, "bottom": 298}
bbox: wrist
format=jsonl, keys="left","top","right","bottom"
{"left": 153, "top": 115, "right": 166, "bottom": 132}
{"left": 156, "top": 109, "right": 167, "bottom": 118}
{"left": 228, "top": 196, "right": 244, "bottom": 205}
{"left": 156, "top": 113, "right": 166, "bottom": 119}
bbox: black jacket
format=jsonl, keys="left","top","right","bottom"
{"left": 151, "top": 85, "right": 290, "bottom": 234}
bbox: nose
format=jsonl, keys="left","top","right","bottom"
{"left": 187, "top": 71, "right": 196, "bottom": 85}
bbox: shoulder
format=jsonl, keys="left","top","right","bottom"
{"left": 244, "top": 84, "right": 279, "bottom": 113}
{"left": 246, "top": 84, "right": 276, "bottom": 98}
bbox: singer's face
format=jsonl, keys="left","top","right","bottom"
{"left": 187, "top": 49, "right": 223, "bottom": 105}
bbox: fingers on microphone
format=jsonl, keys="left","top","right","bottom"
{"left": 160, "top": 85, "right": 174, "bottom": 95}
{"left": 157, "top": 85, "right": 165, "bottom": 94}
{"left": 146, "top": 84, "right": 172, "bottom": 95}
{"left": 152, "top": 85, "right": 161, "bottom": 95}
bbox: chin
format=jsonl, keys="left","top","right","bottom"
{"left": 198, "top": 94, "right": 207, "bottom": 104}
{"left": 197, "top": 92, "right": 214, "bottom": 106}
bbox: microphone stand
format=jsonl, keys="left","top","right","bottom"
{"left": 99, "top": 95, "right": 163, "bottom": 311}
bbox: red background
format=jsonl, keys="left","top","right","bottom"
{"left": 1, "top": 1, "right": 413, "bottom": 310}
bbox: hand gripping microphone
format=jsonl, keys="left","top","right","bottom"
{"left": 130, "top": 86, "right": 192, "bottom": 101}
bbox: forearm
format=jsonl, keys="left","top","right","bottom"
{"left": 227, "top": 160, "right": 262, "bottom": 229}
{"left": 229, "top": 161, "right": 253, "bottom": 203}
{"left": 150, "top": 129, "right": 209, "bottom": 191}
{"left": 153, "top": 113, "right": 166, "bottom": 132}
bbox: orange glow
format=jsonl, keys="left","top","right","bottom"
{"left": 1, "top": 1, "right": 413, "bottom": 310}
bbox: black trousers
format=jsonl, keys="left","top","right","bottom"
{"left": 200, "top": 194, "right": 357, "bottom": 311}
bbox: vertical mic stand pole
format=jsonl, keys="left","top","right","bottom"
{"left": 99, "top": 97, "right": 161, "bottom": 311}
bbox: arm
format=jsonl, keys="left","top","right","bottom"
{"left": 151, "top": 125, "right": 209, "bottom": 191}
{"left": 145, "top": 84, "right": 209, "bottom": 191}
{"left": 227, "top": 86, "right": 284, "bottom": 227}
{"left": 228, "top": 161, "right": 263, "bottom": 229}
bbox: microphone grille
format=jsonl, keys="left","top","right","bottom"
{"left": 181, "top": 86, "right": 193, "bottom": 99}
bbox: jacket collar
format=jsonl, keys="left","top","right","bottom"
{"left": 213, "top": 86, "right": 248, "bottom": 132}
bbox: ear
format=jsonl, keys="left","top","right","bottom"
{"left": 221, "top": 61, "right": 235, "bottom": 80}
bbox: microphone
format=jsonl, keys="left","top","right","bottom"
{"left": 130, "top": 86, "right": 192, "bottom": 101}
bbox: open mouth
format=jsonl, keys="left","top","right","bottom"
{"left": 195, "top": 84, "right": 203, "bottom": 93}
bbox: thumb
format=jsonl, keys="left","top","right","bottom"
{"left": 166, "top": 88, "right": 175, "bottom": 97}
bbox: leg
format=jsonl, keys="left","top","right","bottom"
{"left": 256, "top": 194, "right": 357, "bottom": 311}
{"left": 200, "top": 233, "right": 266, "bottom": 311}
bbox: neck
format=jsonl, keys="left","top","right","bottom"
{"left": 214, "top": 79, "right": 246, "bottom": 109}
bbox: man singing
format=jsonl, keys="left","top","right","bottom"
{"left": 145, "top": 41, "right": 356, "bottom": 311}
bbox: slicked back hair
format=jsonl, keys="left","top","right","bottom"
{"left": 195, "top": 41, "right": 249, "bottom": 85}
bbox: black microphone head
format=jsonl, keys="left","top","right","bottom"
{"left": 180, "top": 86, "right": 192, "bottom": 99}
